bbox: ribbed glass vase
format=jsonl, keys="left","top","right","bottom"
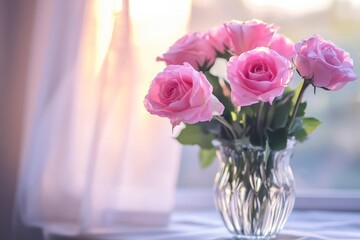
{"left": 213, "top": 139, "right": 296, "bottom": 239}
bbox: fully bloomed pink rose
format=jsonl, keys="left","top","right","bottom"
{"left": 295, "top": 35, "right": 357, "bottom": 90}
{"left": 227, "top": 47, "right": 293, "bottom": 106}
{"left": 144, "top": 63, "right": 224, "bottom": 125}
{"left": 156, "top": 32, "right": 216, "bottom": 70}
{"left": 222, "top": 19, "right": 277, "bottom": 55}
{"left": 269, "top": 33, "right": 296, "bottom": 60}
{"left": 207, "top": 20, "right": 296, "bottom": 60}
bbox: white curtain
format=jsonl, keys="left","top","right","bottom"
{"left": 16, "top": 0, "right": 192, "bottom": 236}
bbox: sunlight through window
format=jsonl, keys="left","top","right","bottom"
{"left": 94, "top": 0, "right": 121, "bottom": 73}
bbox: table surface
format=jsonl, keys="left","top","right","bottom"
{"left": 47, "top": 209, "right": 360, "bottom": 240}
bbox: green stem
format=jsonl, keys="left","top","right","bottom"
{"left": 288, "top": 79, "right": 311, "bottom": 130}
{"left": 262, "top": 103, "right": 270, "bottom": 131}
{"left": 214, "top": 115, "right": 237, "bottom": 140}
{"left": 256, "top": 102, "right": 265, "bottom": 145}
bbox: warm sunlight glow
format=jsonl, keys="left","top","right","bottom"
{"left": 94, "top": 0, "right": 121, "bottom": 73}
{"left": 114, "top": 0, "right": 123, "bottom": 13}
{"left": 243, "top": 0, "right": 333, "bottom": 16}
{"left": 130, "top": 0, "right": 192, "bottom": 45}
{"left": 130, "top": 0, "right": 192, "bottom": 101}
{"left": 130, "top": 0, "right": 191, "bottom": 21}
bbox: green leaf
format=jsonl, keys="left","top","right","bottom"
{"left": 230, "top": 111, "right": 237, "bottom": 121}
{"left": 284, "top": 86, "right": 292, "bottom": 93}
{"left": 290, "top": 80, "right": 311, "bottom": 120}
{"left": 289, "top": 117, "right": 302, "bottom": 135}
{"left": 176, "top": 124, "right": 214, "bottom": 149}
{"left": 204, "top": 72, "right": 219, "bottom": 86}
{"left": 231, "top": 121, "right": 243, "bottom": 138}
{"left": 265, "top": 103, "right": 275, "bottom": 128}
{"left": 240, "top": 106, "right": 254, "bottom": 117}
{"left": 199, "top": 148, "right": 217, "bottom": 168}
{"left": 198, "top": 120, "right": 222, "bottom": 136}
{"left": 295, "top": 117, "right": 321, "bottom": 142}
{"left": 266, "top": 128, "right": 288, "bottom": 150}
{"left": 271, "top": 92, "right": 294, "bottom": 129}
{"left": 292, "top": 82, "right": 303, "bottom": 107}
{"left": 294, "top": 129, "right": 307, "bottom": 142}
{"left": 303, "top": 117, "right": 321, "bottom": 133}
{"left": 204, "top": 72, "right": 234, "bottom": 118}
{"left": 296, "top": 102, "right": 307, "bottom": 117}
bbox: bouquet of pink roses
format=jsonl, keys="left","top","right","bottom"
{"left": 144, "top": 19, "right": 357, "bottom": 167}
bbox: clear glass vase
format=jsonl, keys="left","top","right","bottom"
{"left": 213, "top": 139, "right": 296, "bottom": 239}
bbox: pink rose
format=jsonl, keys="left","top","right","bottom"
{"left": 295, "top": 34, "right": 357, "bottom": 90}
{"left": 269, "top": 33, "right": 296, "bottom": 60}
{"left": 206, "top": 24, "right": 233, "bottom": 54}
{"left": 227, "top": 47, "right": 293, "bottom": 106}
{"left": 223, "top": 19, "right": 277, "bottom": 55}
{"left": 156, "top": 32, "right": 216, "bottom": 70}
{"left": 144, "top": 63, "right": 224, "bottom": 125}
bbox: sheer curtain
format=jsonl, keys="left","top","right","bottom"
{"left": 16, "top": 0, "right": 191, "bottom": 237}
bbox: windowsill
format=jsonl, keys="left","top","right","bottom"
{"left": 175, "top": 187, "right": 360, "bottom": 211}
{"left": 46, "top": 209, "right": 360, "bottom": 240}
{"left": 41, "top": 188, "right": 360, "bottom": 239}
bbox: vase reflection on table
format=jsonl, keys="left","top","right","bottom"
{"left": 144, "top": 19, "right": 357, "bottom": 238}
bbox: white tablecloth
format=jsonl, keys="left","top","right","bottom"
{"left": 48, "top": 210, "right": 360, "bottom": 240}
